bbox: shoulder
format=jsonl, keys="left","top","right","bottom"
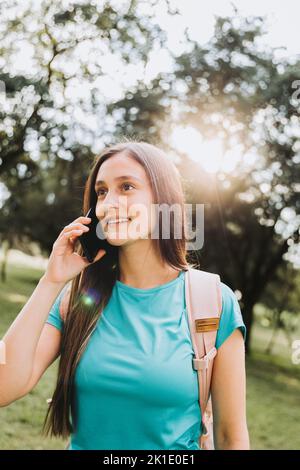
{"left": 220, "top": 281, "right": 238, "bottom": 306}
{"left": 45, "top": 283, "right": 71, "bottom": 331}
{"left": 215, "top": 281, "right": 247, "bottom": 349}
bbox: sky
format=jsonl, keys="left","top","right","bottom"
{"left": 4, "top": 0, "right": 300, "bottom": 99}
{"left": 143, "top": 0, "right": 300, "bottom": 81}
{"left": 5, "top": 0, "right": 300, "bottom": 78}
{"left": 172, "top": 0, "right": 300, "bottom": 55}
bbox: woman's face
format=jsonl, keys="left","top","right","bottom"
{"left": 94, "top": 152, "right": 156, "bottom": 246}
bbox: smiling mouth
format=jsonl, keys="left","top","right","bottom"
{"left": 106, "top": 218, "right": 132, "bottom": 227}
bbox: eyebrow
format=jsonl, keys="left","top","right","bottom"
{"left": 94, "top": 175, "right": 143, "bottom": 189}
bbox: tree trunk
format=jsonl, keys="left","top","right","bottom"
{"left": 0, "top": 239, "right": 10, "bottom": 283}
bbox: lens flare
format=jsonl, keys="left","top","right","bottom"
{"left": 81, "top": 287, "right": 101, "bottom": 307}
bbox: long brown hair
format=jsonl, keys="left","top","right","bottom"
{"left": 42, "top": 140, "right": 197, "bottom": 439}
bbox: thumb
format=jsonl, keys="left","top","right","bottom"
{"left": 90, "top": 248, "right": 107, "bottom": 264}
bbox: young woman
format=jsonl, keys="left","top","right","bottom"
{"left": 0, "top": 141, "right": 249, "bottom": 450}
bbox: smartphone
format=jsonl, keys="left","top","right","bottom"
{"left": 78, "top": 206, "right": 118, "bottom": 262}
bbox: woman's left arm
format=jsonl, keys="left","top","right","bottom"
{"left": 210, "top": 328, "right": 250, "bottom": 450}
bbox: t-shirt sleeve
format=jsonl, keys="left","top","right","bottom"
{"left": 45, "top": 287, "right": 67, "bottom": 332}
{"left": 215, "top": 282, "right": 247, "bottom": 350}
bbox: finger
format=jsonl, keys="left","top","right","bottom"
{"left": 74, "top": 216, "right": 92, "bottom": 224}
{"left": 93, "top": 249, "right": 106, "bottom": 263}
{"left": 58, "top": 224, "right": 89, "bottom": 241}
{"left": 60, "top": 229, "right": 84, "bottom": 244}
{"left": 53, "top": 228, "right": 86, "bottom": 253}
{"left": 82, "top": 248, "right": 106, "bottom": 265}
{"left": 57, "top": 218, "right": 91, "bottom": 237}
{"left": 63, "top": 223, "right": 90, "bottom": 232}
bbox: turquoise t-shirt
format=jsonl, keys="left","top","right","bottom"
{"left": 46, "top": 270, "right": 246, "bottom": 450}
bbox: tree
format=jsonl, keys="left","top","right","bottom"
{"left": 163, "top": 14, "right": 300, "bottom": 352}
{"left": 1, "top": 5, "right": 299, "bottom": 354}
{"left": 0, "top": 0, "right": 170, "bottom": 254}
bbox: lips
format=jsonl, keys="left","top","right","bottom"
{"left": 105, "top": 217, "right": 133, "bottom": 227}
{"left": 107, "top": 220, "right": 129, "bottom": 225}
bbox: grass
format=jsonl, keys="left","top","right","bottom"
{"left": 0, "top": 262, "right": 68, "bottom": 450}
{"left": 246, "top": 350, "right": 300, "bottom": 449}
{"left": 0, "top": 258, "right": 299, "bottom": 449}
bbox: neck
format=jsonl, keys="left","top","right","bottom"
{"left": 116, "top": 239, "right": 181, "bottom": 289}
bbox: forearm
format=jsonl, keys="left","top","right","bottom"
{"left": 0, "top": 275, "right": 65, "bottom": 405}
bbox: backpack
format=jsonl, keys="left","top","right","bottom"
{"left": 184, "top": 267, "right": 222, "bottom": 450}
{"left": 59, "top": 267, "right": 222, "bottom": 451}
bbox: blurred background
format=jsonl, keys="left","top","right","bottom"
{"left": 0, "top": 0, "right": 300, "bottom": 450}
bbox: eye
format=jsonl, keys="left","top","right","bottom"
{"left": 96, "top": 188, "right": 106, "bottom": 197}
{"left": 96, "top": 182, "right": 135, "bottom": 197}
{"left": 122, "top": 182, "right": 135, "bottom": 192}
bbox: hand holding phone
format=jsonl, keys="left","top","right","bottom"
{"left": 44, "top": 215, "right": 107, "bottom": 285}
{"left": 78, "top": 206, "right": 119, "bottom": 263}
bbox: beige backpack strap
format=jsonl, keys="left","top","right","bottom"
{"left": 184, "top": 266, "right": 222, "bottom": 448}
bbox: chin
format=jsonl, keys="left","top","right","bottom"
{"left": 105, "top": 232, "right": 149, "bottom": 246}
{"left": 108, "top": 239, "right": 128, "bottom": 247}
{"left": 105, "top": 234, "right": 131, "bottom": 246}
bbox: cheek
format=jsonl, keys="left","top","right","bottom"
{"left": 149, "top": 203, "right": 158, "bottom": 232}
{"left": 129, "top": 193, "right": 153, "bottom": 220}
{"left": 128, "top": 197, "right": 156, "bottom": 234}
{"left": 95, "top": 202, "right": 105, "bottom": 221}
{"left": 137, "top": 207, "right": 154, "bottom": 230}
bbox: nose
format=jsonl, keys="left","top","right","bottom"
{"left": 98, "top": 194, "right": 129, "bottom": 221}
